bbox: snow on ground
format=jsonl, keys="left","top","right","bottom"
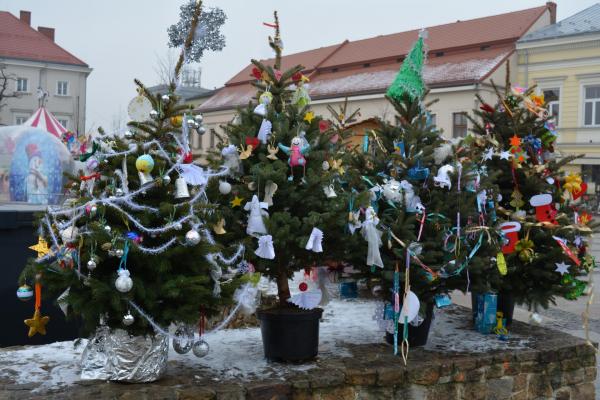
{"left": 0, "top": 300, "right": 532, "bottom": 390}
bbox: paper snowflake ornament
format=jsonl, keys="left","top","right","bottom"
{"left": 555, "top": 262, "right": 570, "bottom": 276}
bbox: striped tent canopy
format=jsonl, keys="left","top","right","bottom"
{"left": 23, "top": 107, "right": 68, "bottom": 138}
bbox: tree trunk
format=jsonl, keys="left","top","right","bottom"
{"left": 276, "top": 265, "right": 291, "bottom": 307}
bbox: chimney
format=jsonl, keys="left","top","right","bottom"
{"left": 546, "top": 2, "right": 557, "bottom": 24}
{"left": 19, "top": 10, "right": 31, "bottom": 26}
{"left": 38, "top": 27, "right": 55, "bottom": 42}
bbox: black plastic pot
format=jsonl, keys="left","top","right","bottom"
{"left": 257, "top": 307, "right": 323, "bottom": 362}
{"left": 385, "top": 301, "right": 434, "bottom": 347}
{"left": 471, "top": 292, "right": 515, "bottom": 329}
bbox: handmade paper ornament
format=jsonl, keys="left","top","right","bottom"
{"left": 510, "top": 189, "right": 525, "bottom": 209}
{"left": 254, "top": 91, "right": 273, "bottom": 116}
{"left": 185, "top": 229, "right": 201, "bottom": 246}
{"left": 263, "top": 181, "right": 278, "bottom": 206}
{"left": 529, "top": 194, "right": 557, "bottom": 224}
{"left": 257, "top": 119, "right": 272, "bottom": 144}
{"left": 499, "top": 221, "right": 521, "bottom": 254}
{"left": 136, "top": 154, "right": 154, "bottom": 185}
{"left": 115, "top": 269, "right": 133, "bottom": 293}
{"left": 16, "top": 284, "right": 34, "bottom": 301}
{"left": 408, "top": 160, "right": 429, "bottom": 180}
{"left": 174, "top": 177, "right": 191, "bottom": 199}
{"left": 255, "top": 235, "right": 275, "bottom": 259}
{"left": 29, "top": 236, "right": 50, "bottom": 258}
{"left": 496, "top": 252, "right": 507, "bottom": 275}
{"left": 288, "top": 282, "right": 322, "bottom": 310}
{"left": 292, "top": 80, "right": 311, "bottom": 108}
{"left": 382, "top": 179, "right": 402, "bottom": 202}
{"left": 230, "top": 196, "right": 243, "bottom": 208}
{"left": 348, "top": 211, "right": 362, "bottom": 234}
{"left": 25, "top": 309, "right": 50, "bottom": 337}
{"left": 244, "top": 195, "right": 269, "bottom": 236}
{"left": 266, "top": 144, "right": 279, "bottom": 160}
{"left": 278, "top": 137, "right": 310, "bottom": 181}
{"left": 221, "top": 145, "right": 242, "bottom": 176}
{"left": 178, "top": 164, "right": 208, "bottom": 186}
{"left": 399, "top": 291, "right": 420, "bottom": 323}
{"left": 433, "top": 164, "right": 454, "bottom": 189}
{"left": 515, "top": 237, "right": 535, "bottom": 263}
{"left": 60, "top": 226, "right": 79, "bottom": 244}
{"left": 572, "top": 182, "right": 588, "bottom": 200}
{"left": 361, "top": 206, "right": 384, "bottom": 268}
{"left": 212, "top": 219, "right": 227, "bottom": 235}
{"left": 57, "top": 288, "right": 69, "bottom": 316}
{"left": 552, "top": 236, "right": 581, "bottom": 266}
{"left": 323, "top": 184, "right": 337, "bottom": 198}
{"left": 218, "top": 180, "right": 232, "bottom": 195}
{"left": 400, "top": 180, "right": 423, "bottom": 212}
{"left": 555, "top": 261, "right": 570, "bottom": 275}
{"left": 305, "top": 228, "right": 324, "bottom": 253}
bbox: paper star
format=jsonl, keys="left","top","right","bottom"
{"left": 304, "top": 111, "right": 315, "bottom": 124}
{"left": 555, "top": 262, "right": 570, "bottom": 276}
{"left": 29, "top": 237, "right": 50, "bottom": 259}
{"left": 509, "top": 135, "right": 522, "bottom": 147}
{"left": 24, "top": 309, "right": 50, "bottom": 337}
{"left": 499, "top": 151, "right": 511, "bottom": 160}
{"left": 482, "top": 147, "right": 494, "bottom": 161}
{"left": 230, "top": 196, "right": 243, "bottom": 208}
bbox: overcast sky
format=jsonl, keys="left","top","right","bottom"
{"left": 0, "top": 0, "right": 596, "bottom": 133}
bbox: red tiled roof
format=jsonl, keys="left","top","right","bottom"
{"left": 0, "top": 11, "right": 88, "bottom": 67}
{"left": 198, "top": 5, "right": 549, "bottom": 112}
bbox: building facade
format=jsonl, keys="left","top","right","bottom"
{"left": 196, "top": 3, "right": 556, "bottom": 158}
{"left": 517, "top": 4, "right": 600, "bottom": 190}
{"left": 0, "top": 10, "right": 91, "bottom": 133}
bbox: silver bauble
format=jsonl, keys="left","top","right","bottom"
{"left": 185, "top": 229, "right": 201, "bottom": 246}
{"left": 115, "top": 188, "right": 124, "bottom": 197}
{"left": 122, "top": 312, "right": 135, "bottom": 326}
{"left": 218, "top": 180, "right": 232, "bottom": 195}
{"left": 87, "top": 259, "right": 97, "bottom": 270}
{"left": 161, "top": 94, "right": 170, "bottom": 102}
{"left": 172, "top": 326, "right": 194, "bottom": 354}
{"left": 115, "top": 249, "right": 124, "bottom": 258}
{"left": 173, "top": 222, "right": 183, "bottom": 231}
{"left": 150, "top": 110, "right": 159, "bottom": 119}
{"left": 194, "top": 114, "right": 203, "bottom": 123}
{"left": 115, "top": 270, "right": 133, "bottom": 293}
{"left": 192, "top": 339, "right": 209, "bottom": 358}
{"left": 163, "top": 175, "right": 171, "bottom": 185}
{"left": 197, "top": 126, "right": 206, "bottom": 135}
{"left": 186, "top": 119, "right": 195, "bottom": 126}
{"left": 104, "top": 225, "right": 112, "bottom": 234}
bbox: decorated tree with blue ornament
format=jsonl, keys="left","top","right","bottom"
{"left": 346, "top": 30, "right": 501, "bottom": 349}
{"left": 16, "top": 2, "right": 247, "bottom": 381}
{"left": 468, "top": 75, "right": 599, "bottom": 310}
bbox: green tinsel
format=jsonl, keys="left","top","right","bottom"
{"left": 386, "top": 34, "right": 426, "bottom": 102}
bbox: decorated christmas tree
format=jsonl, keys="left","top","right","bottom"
{"left": 208, "top": 12, "right": 356, "bottom": 361}
{"left": 17, "top": 0, "right": 246, "bottom": 382}
{"left": 346, "top": 31, "right": 501, "bottom": 352}
{"left": 469, "top": 73, "right": 598, "bottom": 310}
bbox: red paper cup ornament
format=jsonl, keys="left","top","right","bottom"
{"left": 500, "top": 221, "right": 521, "bottom": 254}
{"left": 529, "top": 194, "right": 557, "bottom": 224}
{"left": 299, "top": 282, "right": 308, "bottom": 292}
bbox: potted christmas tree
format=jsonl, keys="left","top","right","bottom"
{"left": 209, "top": 12, "right": 356, "bottom": 362}
{"left": 469, "top": 76, "right": 598, "bottom": 315}
{"left": 16, "top": 2, "right": 245, "bottom": 382}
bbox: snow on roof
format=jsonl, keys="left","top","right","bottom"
{"left": 520, "top": 3, "right": 600, "bottom": 43}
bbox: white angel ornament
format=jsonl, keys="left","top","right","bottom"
{"left": 244, "top": 194, "right": 269, "bottom": 236}
{"left": 361, "top": 206, "right": 384, "bottom": 268}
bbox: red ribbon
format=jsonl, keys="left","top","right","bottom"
{"left": 80, "top": 173, "right": 100, "bottom": 181}
{"left": 262, "top": 22, "right": 278, "bottom": 28}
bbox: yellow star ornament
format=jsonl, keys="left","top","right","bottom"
{"left": 24, "top": 309, "right": 50, "bottom": 337}
{"left": 29, "top": 236, "right": 50, "bottom": 259}
{"left": 304, "top": 111, "right": 315, "bottom": 124}
{"left": 230, "top": 196, "right": 243, "bottom": 208}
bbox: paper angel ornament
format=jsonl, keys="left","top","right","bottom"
{"left": 434, "top": 164, "right": 454, "bottom": 189}
{"left": 266, "top": 143, "right": 279, "bottom": 160}
{"left": 244, "top": 195, "right": 269, "bottom": 236}
{"left": 361, "top": 206, "right": 384, "bottom": 268}
{"left": 221, "top": 145, "right": 242, "bottom": 176}
{"left": 255, "top": 235, "right": 275, "bottom": 259}
{"left": 263, "top": 180, "right": 278, "bottom": 206}
{"left": 278, "top": 136, "right": 310, "bottom": 181}
{"left": 257, "top": 119, "right": 272, "bottom": 144}
{"left": 305, "top": 227, "right": 324, "bottom": 253}
{"left": 178, "top": 163, "right": 208, "bottom": 186}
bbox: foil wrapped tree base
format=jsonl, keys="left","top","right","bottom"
{"left": 81, "top": 327, "right": 169, "bottom": 382}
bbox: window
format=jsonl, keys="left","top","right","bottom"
{"left": 57, "top": 119, "right": 68, "bottom": 130}
{"left": 453, "top": 112, "right": 468, "bottom": 138}
{"left": 16, "top": 78, "right": 28, "bottom": 92}
{"left": 543, "top": 88, "right": 560, "bottom": 125}
{"left": 582, "top": 165, "right": 600, "bottom": 185}
{"left": 57, "top": 81, "right": 69, "bottom": 96}
{"left": 14, "top": 115, "right": 29, "bottom": 125}
{"left": 584, "top": 85, "right": 600, "bottom": 126}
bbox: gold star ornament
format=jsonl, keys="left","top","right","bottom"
{"left": 230, "top": 196, "right": 243, "bottom": 208}
{"left": 304, "top": 111, "right": 315, "bottom": 124}
{"left": 24, "top": 309, "right": 50, "bottom": 337}
{"left": 29, "top": 236, "right": 50, "bottom": 259}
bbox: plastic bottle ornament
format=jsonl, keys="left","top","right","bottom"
{"left": 174, "top": 177, "right": 190, "bottom": 199}
{"left": 122, "top": 312, "right": 135, "bottom": 326}
{"left": 115, "top": 269, "right": 133, "bottom": 293}
{"left": 136, "top": 154, "right": 155, "bottom": 185}
{"left": 185, "top": 229, "right": 201, "bottom": 246}
{"left": 172, "top": 326, "right": 194, "bottom": 354}
{"left": 218, "top": 180, "right": 232, "bottom": 195}
{"left": 192, "top": 339, "right": 210, "bottom": 358}
{"left": 16, "top": 284, "right": 34, "bottom": 301}
{"left": 87, "top": 259, "right": 97, "bottom": 270}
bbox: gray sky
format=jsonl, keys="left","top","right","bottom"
{"left": 0, "top": 0, "right": 597, "bottom": 133}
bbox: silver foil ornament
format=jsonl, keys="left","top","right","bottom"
{"left": 185, "top": 229, "right": 201, "bottom": 246}
{"left": 172, "top": 325, "right": 194, "bottom": 354}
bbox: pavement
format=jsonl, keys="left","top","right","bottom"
{"left": 451, "top": 232, "right": 600, "bottom": 395}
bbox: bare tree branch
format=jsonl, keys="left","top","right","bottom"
{"left": 0, "top": 65, "right": 21, "bottom": 113}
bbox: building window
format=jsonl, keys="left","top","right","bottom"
{"left": 14, "top": 115, "right": 29, "bottom": 125}
{"left": 16, "top": 78, "right": 28, "bottom": 92}
{"left": 543, "top": 88, "right": 560, "bottom": 125}
{"left": 57, "top": 81, "right": 69, "bottom": 96}
{"left": 210, "top": 129, "right": 216, "bottom": 148}
{"left": 57, "top": 119, "right": 68, "bottom": 129}
{"left": 582, "top": 165, "right": 600, "bottom": 185}
{"left": 584, "top": 85, "right": 600, "bottom": 127}
{"left": 452, "top": 112, "right": 468, "bottom": 138}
